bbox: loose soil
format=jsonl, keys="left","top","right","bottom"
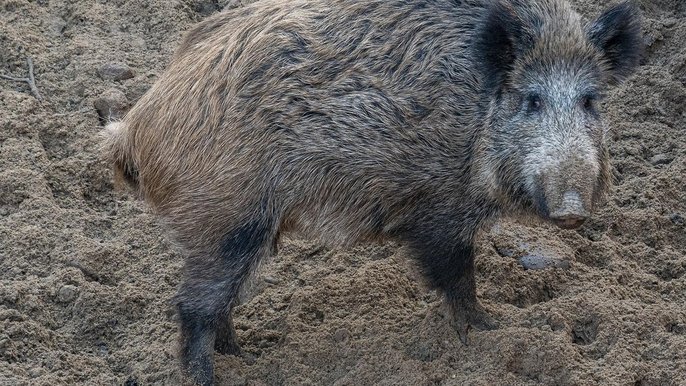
{"left": 1, "top": 0, "right": 685, "bottom": 385}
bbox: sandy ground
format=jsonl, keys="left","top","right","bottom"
{"left": 1, "top": 0, "right": 685, "bottom": 385}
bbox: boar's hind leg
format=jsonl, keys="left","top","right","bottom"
{"left": 175, "top": 216, "right": 276, "bottom": 386}
{"left": 407, "top": 229, "right": 498, "bottom": 345}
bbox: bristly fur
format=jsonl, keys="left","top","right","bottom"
{"left": 100, "top": 122, "right": 140, "bottom": 192}
{"left": 587, "top": 1, "right": 644, "bottom": 84}
{"left": 100, "top": 0, "right": 642, "bottom": 384}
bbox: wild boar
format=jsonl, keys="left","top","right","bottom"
{"left": 101, "top": 0, "right": 642, "bottom": 384}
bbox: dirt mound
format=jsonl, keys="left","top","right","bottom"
{"left": 1, "top": 0, "right": 685, "bottom": 384}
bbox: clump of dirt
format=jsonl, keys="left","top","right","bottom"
{"left": 1, "top": 0, "right": 685, "bottom": 384}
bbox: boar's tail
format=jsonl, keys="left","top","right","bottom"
{"left": 100, "top": 121, "right": 140, "bottom": 191}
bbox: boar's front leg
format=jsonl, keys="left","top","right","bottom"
{"left": 406, "top": 225, "right": 498, "bottom": 344}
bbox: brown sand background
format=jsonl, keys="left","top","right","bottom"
{"left": 1, "top": 0, "right": 685, "bottom": 384}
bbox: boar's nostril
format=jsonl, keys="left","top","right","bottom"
{"left": 549, "top": 191, "right": 589, "bottom": 229}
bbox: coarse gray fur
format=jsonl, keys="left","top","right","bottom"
{"left": 101, "top": 0, "right": 642, "bottom": 384}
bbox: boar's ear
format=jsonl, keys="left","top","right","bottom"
{"left": 587, "top": 1, "right": 643, "bottom": 84}
{"left": 473, "top": 0, "right": 534, "bottom": 95}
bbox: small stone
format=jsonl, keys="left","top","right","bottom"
{"left": 0, "top": 309, "right": 24, "bottom": 322}
{"left": 495, "top": 245, "right": 515, "bottom": 257}
{"left": 124, "top": 376, "right": 139, "bottom": 386}
{"left": 0, "top": 337, "right": 9, "bottom": 350}
{"left": 28, "top": 367, "right": 43, "bottom": 378}
{"left": 258, "top": 339, "right": 271, "bottom": 349}
{"left": 519, "top": 255, "right": 570, "bottom": 270}
{"left": 94, "top": 88, "right": 129, "bottom": 121}
{"left": 663, "top": 18, "right": 677, "bottom": 28}
{"left": 1, "top": 287, "right": 19, "bottom": 304}
{"left": 98, "top": 62, "right": 135, "bottom": 81}
{"left": 57, "top": 285, "right": 79, "bottom": 303}
{"left": 263, "top": 276, "right": 280, "bottom": 285}
{"left": 669, "top": 213, "right": 685, "bottom": 226}
{"left": 73, "top": 81, "right": 86, "bottom": 97}
{"left": 649, "top": 153, "right": 674, "bottom": 166}
{"left": 97, "top": 342, "right": 109, "bottom": 356}
{"left": 47, "top": 16, "right": 67, "bottom": 37}
{"left": 192, "top": 0, "right": 220, "bottom": 16}
{"left": 547, "top": 312, "right": 567, "bottom": 331}
{"left": 333, "top": 328, "right": 351, "bottom": 343}
{"left": 666, "top": 322, "right": 686, "bottom": 334}
{"left": 222, "top": 0, "right": 250, "bottom": 11}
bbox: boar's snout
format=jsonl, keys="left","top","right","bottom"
{"left": 548, "top": 190, "right": 589, "bottom": 229}
{"left": 530, "top": 155, "right": 600, "bottom": 230}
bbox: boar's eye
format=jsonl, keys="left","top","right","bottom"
{"left": 582, "top": 94, "right": 597, "bottom": 114}
{"left": 526, "top": 93, "right": 543, "bottom": 114}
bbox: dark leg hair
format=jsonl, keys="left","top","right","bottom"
{"left": 402, "top": 215, "right": 497, "bottom": 344}
{"left": 175, "top": 216, "right": 275, "bottom": 386}
{"left": 214, "top": 313, "right": 241, "bottom": 356}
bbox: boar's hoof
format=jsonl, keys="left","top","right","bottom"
{"left": 214, "top": 338, "right": 242, "bottom": 356}
{"left": 214, "top": 321, "right": 242, "bottom": 356}
{"left": 452, "top": 303, "right": 498, "bottom": 345}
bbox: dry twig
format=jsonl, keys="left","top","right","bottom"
{"left": 0, "top": 57, "right": 43, "bottom": 101}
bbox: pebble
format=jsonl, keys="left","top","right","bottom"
{"left": 124, "top": 376, "right": 139, "bottom": 386}
{"left": 192, "top": 0, "right": 220, "bottom": 16}
{"left": 28, "top": 367, "right": 43, "bottom": 378}
{"left": 495, "top": 245, "right": 515, "bottom": 257}
{"left": 663, "top": 18, "right": 677, "bottom": 28}
{"left": 0, "top": 309, "right": 24, "bottom": 322}
{"left": 47, "top": 16, "right": 67, "bottom": 37}
{"left": 519, "top": 255, "right": 570, "bottom": 270}
{"left": 222, "top": 0, "right": 249, "bottom": 11}
{"left": 649, "top": 153, "right": 674, "bottom": 166}
{"left": 333, "top": 328, "right": 351, "bottom": 343}
{"left": 57, "top": 285, "right": 79, "bottom": 303}
{"left": 98, "top": 62, "right": 135, "bottom": 81}
{"left": 0, "top": 287, "right": 19, "bottom": 304}
{"left": 669, "top": 213, "right": 684, "bottom": 226}
{"left": 73, "top": 81, "right": 86, "bottom": 97}
{"left": 97, "top": 342, "right": 109, "bottom": 356}
{"left": 93, "top": 88, "right": 129, "bottom": 121}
